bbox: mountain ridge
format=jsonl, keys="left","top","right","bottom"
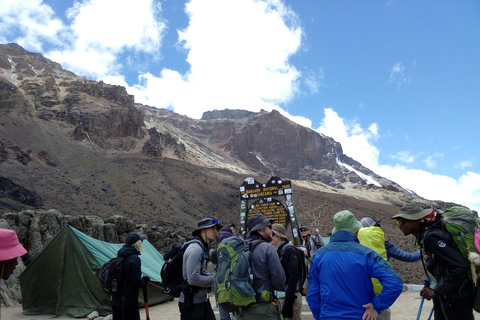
{"left": 0, "top": 43, "right": 461, "bottom": 283}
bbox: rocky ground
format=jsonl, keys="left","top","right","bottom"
{"left": 2, "top": 290, "right": 480, "bottom": 320}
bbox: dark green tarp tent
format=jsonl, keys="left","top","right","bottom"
{"left": 19, "top": 225, "right": 172, "bottom": 317}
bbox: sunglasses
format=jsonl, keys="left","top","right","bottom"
{"left": 267, "top": 224, "right": 272, "bottom": 229}
{"left": 300, "top": 229, "right": 307, "bottom": 232}
{"left": 396, "top": 218, "right": 405, "bottom": 226}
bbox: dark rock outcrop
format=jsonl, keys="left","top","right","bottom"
{"left": 0, "top": 177, "right": 43, "bottom": 208}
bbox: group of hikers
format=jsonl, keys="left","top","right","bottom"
{"left": 169, "top": 203, "right": 478, "bottom": 320}
{"left": 1, "top": 202, "right": 478, "bottom": 320}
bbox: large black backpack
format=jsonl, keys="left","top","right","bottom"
{"left": 279, "top": 243, "right": 309, "bottom": 295}
{"left": 161, "top": 239, "right": 202, "bottom": 297}
{"left": 99, "top": 256, "right": 125, "bottom": 296}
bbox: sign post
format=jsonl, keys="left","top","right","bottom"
{"left": 239, "top": 176, "right": 302, "bottom": 245}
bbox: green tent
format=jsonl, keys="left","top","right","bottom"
{"left": 19, "top": 225, "right": 172, "bottom": 317}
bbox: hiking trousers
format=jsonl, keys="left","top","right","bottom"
{"left": 433, "top": 289, "right": 474, "bottom": 320}
{"left": 112, "top": 303, "right": 140, "bottom": 320}
{"left": 179, "top": 300, "right": 216, "bottom": 320}
{"left": 277, "top": 292, "right": 302, "bottom": 320}
{"left": 235, "top": 301, "right": 282, "bottom": 320}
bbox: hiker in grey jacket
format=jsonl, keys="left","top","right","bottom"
{"left": 236, "top": 214, "right": 286, "bottom": 320}
{"left": 179, "top": 217, "right": 222, "bottom": 320}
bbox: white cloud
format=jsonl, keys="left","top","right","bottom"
{"left": 48, "top": 0, "right": 166, "bottom": 79}
{"left": 424, "top": 152, "right": 444, "bottom": 168}
{"left": 316, "top": 108, "right": 479, "bottom": 211}
{"left": 387, "top": 61, "right": 411, "bottom": 87}
{"left": 129, "top": 0, "right": 303, "bottom": 119}
{"left": 315, "top": 108, "right": 380, "bottom": 170}
{"left": 304, "top": 67, "right": 324, "bottom": 94}
{"left": 455, "top": 160, "right": 474, "bottom": 170}
{"left": 388, "top": 151, "right": 416, "bottom": 164}
{"left": 0, "top": 0, "right": 65, "bottom": 51}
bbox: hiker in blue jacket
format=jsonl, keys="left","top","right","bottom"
{"left": 392, "top": 204, "right": 474, "bottom": 320}
{"left": 307, "top": 210, "right": 403, "bottom": 320}
{"left": 111, "top": 232, "right": 149, "bottom": 320}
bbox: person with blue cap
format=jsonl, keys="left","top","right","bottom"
{"left": 111, "top": 232, "right": 149, "bottom": 320}
{"left": 179, "top": 217, "right": 222, "bottom": 320}
{"left": 307, "top": 210, "right": 402, "bottom": 320}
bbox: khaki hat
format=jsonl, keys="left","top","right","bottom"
{"left": 391, "top": 204, "right": 433, "bottom": 221}
{"left": 332, "top": 210, "right": 362, "bottom": 234}
{"left": 272, "top": 223, "right": 287, "bottom": 239}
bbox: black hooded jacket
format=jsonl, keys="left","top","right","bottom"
{"left": 111, "top": 244, "right": 143, "bottom": 306}
{"left": 277, "top": 240, "right": 299, "bottom": 305}
{"left": 418, "top": 219, "right": 471, "bottom": 297}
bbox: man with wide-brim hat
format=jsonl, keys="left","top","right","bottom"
{"left": 306, "top": 210, "right": 402, "bottom": 320}
{"left": 392, "top": 203, "right": 474, "bottom": 320}
{"left": 180, "top": 217, "right": 221, "bottom": 320}
{"left": 270, "top": 223, "right": 302, "bottom": 320}
{"left": 236, "top": 214, "right": 285, "bottom": 320}
{"left": 192, "top": 217, "right": 223, "bottom": 237}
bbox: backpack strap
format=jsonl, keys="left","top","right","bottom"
{"left": 182, "top": 239, "right": 207, "bottom": 294}
{"left": 246, "top": 238, "right": 270, "bottom": 302}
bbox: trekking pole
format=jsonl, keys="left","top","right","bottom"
{"left": 142, "top": 277, "right": 151, "bottom": 320}
{"left": 427, "top": 305, "right": 434, "bottom": 320}
{"left": 416, "top": 297, "right": 425, "bottom": 320}
{"left": 416, "top": 278, "right": 431, "bottom": 320}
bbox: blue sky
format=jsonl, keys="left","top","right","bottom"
{"left": 1, "top": 0, "right": 479, "bottom": 211}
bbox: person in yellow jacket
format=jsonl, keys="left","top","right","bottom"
{"left": 357, "top": 217, "right": 391, "bottom": 320}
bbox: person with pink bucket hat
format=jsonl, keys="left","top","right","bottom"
{"left": 1, "top": 228, "right": 27, "bottom": 319}
{"left": 0, "top": 228, "right": 27, "bottom": 281}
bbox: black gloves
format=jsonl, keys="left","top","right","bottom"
{"left": 282, "top": 303, "right": 294, "bottom": 319}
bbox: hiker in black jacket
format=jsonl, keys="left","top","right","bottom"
{"left": 111, "top": 232, "right": 149, "bottom": 320}
{"left": 271, "top": 223, "right": 301, "bottom": 320}
{"left": 393, "top": 203, "right": 474, "bottom": 320}
{"left": 237, "top": 214, "right": 285, "bottom": 320}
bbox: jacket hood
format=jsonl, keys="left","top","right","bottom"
{"left": 330, "top": 229, "right": 360, "bottom": 244}
{"left": 117, "top": 244, "right": 140, "bottom": 257}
